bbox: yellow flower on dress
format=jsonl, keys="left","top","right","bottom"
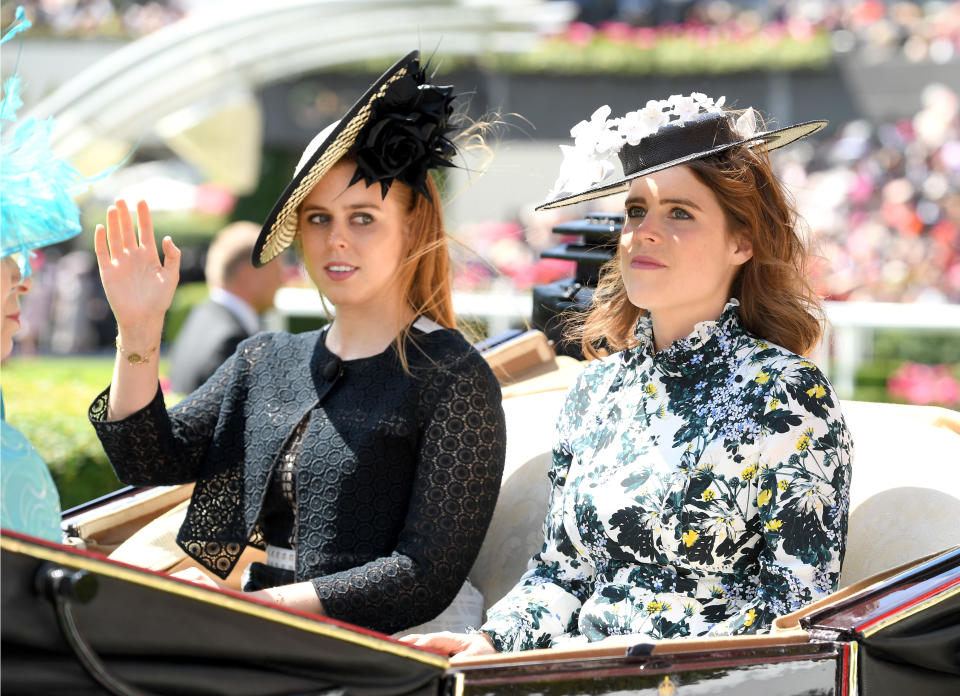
{"left": 744, "top": 608, "right": 757, "bottom": 627}
{"left": 765, "top": 519, "right": 783, "bottom": 531}
{"left": 647, "top": 600, "right": 662, "bottom": 613}
{"left": 682, "top": 530, "right": 699, "bottom": 547}
{"left": 768, "top": 398, "right": 780, "bottom": 410}
{"left": 741, "top": 465, "right": 757, "bottom": 480}
{"left": 757, "top": 489, "right": 772, "bottom": 506}
{"left": 806, "top": 384, "right": 826, "bottom": 399}
{"left": 702, "top": 490, "right": 716, "bottom": 501}
{"left": 755, "top": 371, "right": 771, "bottom": 384}
{"left": 645, "top": 382, "right": 657, "bottom": 396}
{"left": 778, "top": 479, "right": 788, "bottom": 491}
{"left": 795, "top": 427, "right": 814, "bottom": 451}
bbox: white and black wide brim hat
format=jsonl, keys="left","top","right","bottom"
{"left": 536, "top": 96, "right": 827, "bottom": 211}
{"left": 253, "top": 50, "right": 457, "bottom": 267}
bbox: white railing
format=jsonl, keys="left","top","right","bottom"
{"left": 270, "top": 288, "right": 960, "bottom": 399}
{"left": 817, "top": 301, "right": 960, "bottom": 400}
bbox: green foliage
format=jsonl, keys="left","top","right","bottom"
{"left": 851, "top": 359, "right": 903, "bottom": 403}
{"left": 287, "top": 315, "right": 329, "bottom": 335}
{"left": 164, "top": 281, "right": 209, "bottom": 345}
{"left": 872, "top": 330, "right": 960, "bottom": 366}
{"left": 306, "top": 31, "right": 832, "bottom": 77}
{"left": 2, "top": 357, "right": 120, "bottom": 509}
{"left": 232, "top": 147, "right": 301, "bottom": 225}
{"left": 488, "top": 32, "right": 832, "bottom": 75}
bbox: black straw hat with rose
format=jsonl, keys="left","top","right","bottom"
{"left": 537, "top": 94, "right": 827, "bottom": 211}
{"left": 253, "top": 50, "right": 458, "bottom": 267}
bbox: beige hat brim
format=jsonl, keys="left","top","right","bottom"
{"left": 253, "top": 52, "right": 420, "bottom": 267}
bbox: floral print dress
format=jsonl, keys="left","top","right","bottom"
{"left": 482, "top": 300, "right": 853, "bottom": 651}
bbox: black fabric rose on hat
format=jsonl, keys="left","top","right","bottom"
{"left": 349, "top": 63, "right": 458, "bottom": 199}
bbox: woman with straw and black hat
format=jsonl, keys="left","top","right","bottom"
{"left": 87, "top": 52, "right": 506, "bottom": 635}
{"left": 404, "top": 95, "right": 853, "bottom": 656}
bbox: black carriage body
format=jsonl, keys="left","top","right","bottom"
{"left": 4, "top": 527, "right": 958, "bottom": 696}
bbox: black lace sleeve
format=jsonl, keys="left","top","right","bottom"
{"left": 88, "top": 353, "right": 235, "bottom": 486}
{"left": 312, "top": 349, "right": 506, "bottom": 633}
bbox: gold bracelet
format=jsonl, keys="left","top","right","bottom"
{"left": 115, "top": 335, "right": 158, "bottom": 366}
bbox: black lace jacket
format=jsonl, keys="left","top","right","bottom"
{"left": 89, "top": 324, "right": 506, "bottom": 634}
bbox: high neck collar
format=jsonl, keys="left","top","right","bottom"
{"left": 631, "top": 299, "right": 745, "bottom": 368}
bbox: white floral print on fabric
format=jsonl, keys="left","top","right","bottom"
{"left": 482, "top": 300, "right": 853, "bottom": 651}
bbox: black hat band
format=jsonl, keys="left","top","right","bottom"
{"left": 618, "top": 113, "right": 737, "bottom": 177}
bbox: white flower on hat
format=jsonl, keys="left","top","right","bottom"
{"left": 668, "top": 94, "right": 701, "bottom": 122}
{"left": 618, "top": 100, "right": 670, "bottom": 145}
{"left": 544, "top": 92, "right": 741, "bottom": 201}
{"left": 692, "top": 93, "right": 726, "bottom": 114}
{"left": 735, "top": 107, "right": 758, "bottom": 139}
{"left": 570, "top": 105, "right": 621, "bottom": 158}
{"left": 548, "top": 105, "right": 622, "bottom": 199}
{"left": 547, "top": 143, "right": 617, "bottom": 200}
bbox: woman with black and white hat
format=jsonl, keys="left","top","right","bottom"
{"left": 404, "top": 95, "right": 853, "bottom": 656}
{"left": 88, "top": 52, "right": 506, "bottom": 634}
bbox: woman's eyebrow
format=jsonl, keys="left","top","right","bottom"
{"left": 301, "top": 202, "right": 381, "bottom": 213}
{"left": 661, "top": 197, "right": 703, "bottom": 211}
{"left": 625, "top": 196, "right": 703, "bottom": 211}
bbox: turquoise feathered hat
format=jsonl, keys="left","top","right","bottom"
{"left": 1, "top": 7, "right": 90, "bottom": 277}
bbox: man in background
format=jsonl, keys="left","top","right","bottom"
{"left": 169, "top": 221, "right": 285, "bottom": 394}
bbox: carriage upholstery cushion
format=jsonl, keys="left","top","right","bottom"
{"left": 836, "top": 400, "right": 960, "bottom": 586}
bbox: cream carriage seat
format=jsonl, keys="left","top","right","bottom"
{"left": 837, "top": 401, "right": 960, "bottom": 587}
{"left": 468, "top": 388, "right": 567, "bottom": 609}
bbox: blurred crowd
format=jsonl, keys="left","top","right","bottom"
{"left": 787, "top": 83, "right": 960, "bottom": 303}
{"left": 0, "top": 0, "right": 186, "bottom": 38}
{"left": 5, "top": 1, "right": 959, "bottom": 67}
{"left": 570, "top": 0, "right": 960, "bottom": 64}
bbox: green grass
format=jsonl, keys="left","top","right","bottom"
{"left": 3, "top": 356, "right": 126, "bottom": 509}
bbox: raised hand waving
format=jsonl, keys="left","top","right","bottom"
{"left": 94, "top": 199, "right": 180, "bottom": 335}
